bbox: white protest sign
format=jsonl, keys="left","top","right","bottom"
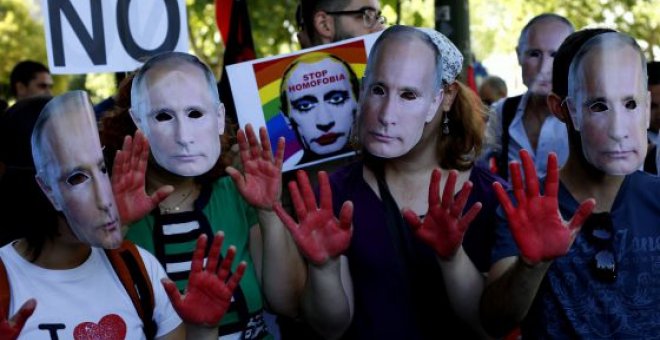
{"left": 226, "top": 32, "right": 381, "bottom": 172}
{"left": 42, "top": 0, "right": 188, "bottom": 74}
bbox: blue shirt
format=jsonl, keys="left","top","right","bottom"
{"left": 492, "top": 171, "right": 660, "bottom": 338}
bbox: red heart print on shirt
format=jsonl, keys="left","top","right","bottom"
{"left": 73, "top": 314, "right": 127, "bottom": 340}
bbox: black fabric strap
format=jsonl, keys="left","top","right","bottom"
{"left": 119, "top": 250, "right": 157, "bottom": 339}
{"left": 152, "top": 182, "right": 253, "bottom": 338}
{"left": 498, "top": 95, "right": 523, "bottom": 179}
{"left": 374, "top": 172, "right": 415, "bottom": 290}
{"left": 644, "top": 143, "right": 657, "bottom": 174}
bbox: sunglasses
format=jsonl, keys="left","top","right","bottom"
{"left": 583, "top": 212, "right": 617, "bottom": 282}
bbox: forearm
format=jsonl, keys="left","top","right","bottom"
{"left": 184, "top": 325, "right": 217, "bottom": 340}
{"left": 479, "top": 257, "right": 551, "bottom": 337}
{"left": 257, "top": 209, "right": 306, "bottom": 317}
{"left": 301, "top": 256, "right": 353, "bottom": 340}
{"left": 437, "top": 247, "right": 489, "bottom": 338}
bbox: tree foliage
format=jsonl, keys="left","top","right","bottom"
{"left": 470, "top": 0, "right": 659, "bottom": 62}
{"left": 1, "top": 0, "right": 656, "bottom": 102}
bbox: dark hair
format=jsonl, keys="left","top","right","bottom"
{"left": 552, "top": 28, "right": 616, "bottom": 99}
{"left": 517, "top": 13, "right": 574, "bottom": 54}
{"left": 0, "top": 96, "right": 59, "bottom": 258}
{"left": 480, "top": 76, "right": 508, "bottom": 98}
{"left": 9, "top": 60, "right": 50, "bottom": 97}
{"left": 300, "top": 0, "right": 352, "bottom": 43}
{"left": 279, "top": 52, "right": 360, "bottom": 116}
{"left": 649, "top": 61, "right": 660, "bottom": 86}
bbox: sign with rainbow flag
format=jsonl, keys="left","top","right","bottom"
{"left": 226, "top": 32, "right": 381, "bottom": 171}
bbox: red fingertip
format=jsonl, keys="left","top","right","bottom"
{"left": 236, "top": 261, "right": 247, "bottom": 276}
{"left": 318, "top": 171, "right": 332, "bottom": 211}
{"left": 428, "top": 169, "right": 441, "bottom": 208}
{"left": 191, "top": 234, "right": 208, "bottom": 273}
{"left": 161, "top": 279, "right": 182, "bottom": 307}
{"left": 13, "top": 298, "right": 36, "bottom": 329}
{"left": 569, "top": 198, "right": 596, "bottom": 230}
{"left": 493, "top": 182, "right": 515, "bottom": 216}
{"left": 461, "top": 202, "right": 482, "bottom": 229}
{"left": 339, "top": 201, "right": 353, "bottom": 230}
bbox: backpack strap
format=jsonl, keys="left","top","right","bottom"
{"left": 497, "top": 95, "right": 523, "bottom": 179}
{"left": 645, "top": 143, "right": 657, "bottom": 175}
{"left": 0, "top": 257, "right": 9, "bottom": 318}
{"left": 105, "top": 241, "right": 157, "bottom": 339}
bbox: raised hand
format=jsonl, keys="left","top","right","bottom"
{"left": 402, "top": 169, "right": 482, "bottom": 260}
{"left": 273, "top": 170, "right": 353, "bottom": 265}
{"left": 493, "top": 150, "right": 595, "bottom": 266}
{"left": 0, "top": 299, "right": 36, "bottom": 340}
{"left": 112, "top": 131, "right": 173, "bottom": 225}
{"left": 162, "top": 233, "right": 246, "bottom": 326}
{"left": 226, "top": 124, "right": 284, "bottom": 210}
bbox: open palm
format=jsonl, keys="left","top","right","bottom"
{"left": 226, "top": 124, "right": 284, "bottom": 210}
{"left": 403, "top": 169, "right": 482, "bottom": 260}
{"left": 494, "top": 150, "right": 595, "bottom": 265}
{"left": 112, "top": 131, "right": 172, "bottom": 225}
{"left": 162, "top": 233, "right": 246, "bottom": 326}
{"left": 274, "top": 171, "right": 353, "bottom": 265}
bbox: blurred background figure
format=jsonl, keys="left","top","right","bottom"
{"left": 298, "top": 0, "right": 386, "bottom": 48}
{"left": 9, "top": 60, "right": 53, "bottom": 101}
{"left": 0, "top": 96, "right": 59, "bottom": 247}
{"left": 479, "top": 75, "right": 508, "bottom": 107}
{"left": 482, "top": 13, "right": 574, "bottom": 180}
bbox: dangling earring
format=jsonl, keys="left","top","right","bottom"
{"left": 442, "top": 115, "right": 450, "bottom": 135}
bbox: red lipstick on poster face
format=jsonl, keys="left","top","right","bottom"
{"left": 315, "top": 133, "right": 342, "bottom": 146}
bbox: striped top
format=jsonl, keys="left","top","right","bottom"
{"left": 127, "top": 177, "right": 271, "bottom": 339}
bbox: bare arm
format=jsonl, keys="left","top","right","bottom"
{"left": 437, "top": 248, "right": 489, "bottom": 338}
{"left": 227, "top": 124, "right": 307, "bottom": 317}
{"left": 253, "top": 211, "right": 306, "bottom": 317}
{"left": 479, "top": 256, "right": 550, "bottom": 337}
{"left": 274, "top": 170, "right": 355, "bottom": 339}
{"left": 301, "top": 256, "right": 353, "bottom": 340}
{"left": 479, "top": 150, "right": 595, "bottom": 338}
{"left": 403, "top": 169, "right": 487, "bottom": 336}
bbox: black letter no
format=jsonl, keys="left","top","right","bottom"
{"left": 116, "top": 0, "right": 180, "bottom": 61}
{"left": 48, "top": 0, "right": 106, "bottom": 66}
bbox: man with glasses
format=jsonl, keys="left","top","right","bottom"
{"left": 480, "top": 29, "right": 660, "bottom": 339}
{"left": 297, "top": 0, "right": 385, "bottom": 48}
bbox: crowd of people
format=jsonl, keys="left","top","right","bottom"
{"left": 0, "top": 0, "right": 659, "bottom": 339}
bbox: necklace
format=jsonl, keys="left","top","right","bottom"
{"left": 160, "top": 186, "right": 195, "bottom": 214}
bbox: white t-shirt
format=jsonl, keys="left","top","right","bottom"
{"left": 0, "top": 243, "right": 182, "bottom": 339}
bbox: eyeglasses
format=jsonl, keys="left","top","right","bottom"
{"left": 583, "top": 212, "right": 617, "bottom": 282}
{"left": 325, "top": 7, "right": 387, "bottom": 29}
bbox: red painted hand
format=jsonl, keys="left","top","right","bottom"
{"left": 112, "top": 131, "right": 173, "bottom": 225}
{"left": 403, "top": 169, "right": 482, "bottom": 260}
{"left": 162, "top": 233, "right": 246, "bottom": 326}
{"left": 493, "top": 150, "right": 595, "bottom": 266}
{"left": 226, "top": 124, "right": 284, "bottom": 210}
{"left": 274, "top": 170, "right": 353, "bottom": 265}
{"left": 0, "top": 298, "right": 36, "bottom": 340}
